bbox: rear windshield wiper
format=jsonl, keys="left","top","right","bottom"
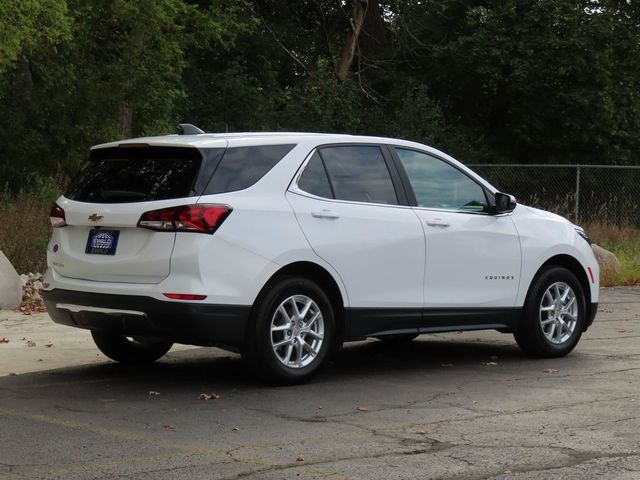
{"left": 100, "top": 190, "right": 149, "bottom": 201}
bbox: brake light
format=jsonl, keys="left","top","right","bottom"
{"left": 137, "top": 204, "right": 231, "bottom": 234}
{"left": 118, "top": 143, "right": 150, "bottom": 149}
{"left": 163, "top": 293, "right": 207, "bottom": 301}
{"left": 50, "top": 204, "right": 67, "bottom": 227}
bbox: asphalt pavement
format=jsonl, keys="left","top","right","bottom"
{"left": 0, "top": 287, "right": 639, "bottom": 480}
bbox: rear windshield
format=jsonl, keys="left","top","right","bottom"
{"left": 66, "top": 146, "right": 215, "bottom": 203}
{"left": 66, "top": 143, "right": 295, "bottom": 203}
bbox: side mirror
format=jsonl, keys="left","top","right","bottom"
{"left": 493, "top": 192, "right": 517, "bottom": 214}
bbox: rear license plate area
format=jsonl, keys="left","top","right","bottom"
{"left": 85, "top": 229, "right": 120, "bottom": 255}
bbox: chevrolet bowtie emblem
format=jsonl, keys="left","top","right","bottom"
{"left": 88, "top": 213, "right": 104, "bottom": 222}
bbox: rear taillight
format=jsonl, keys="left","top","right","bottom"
{"left": 50, "top": 204, "right": 67, "bottom": 227}
{"left": 137, "top": 204, "right": 231, "bottom": 234}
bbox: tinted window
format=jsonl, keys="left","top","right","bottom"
{"left": 66, "top": 146, "right": 216, "bottom": 203}
{"left": 395, "top": 148, "right": 488, "bottom": 212}
{"left": 319, "top": 146, "right": 398, "bottom": 205}
{"left": 298, "top": 152, "right": 333, "bottom": 198}
{"left": 205, "top": 144, "right": 295, "bottom": 194}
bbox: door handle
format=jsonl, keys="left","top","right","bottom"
{"left": 426, "top": 219, "right": 450, "bottom": 228}
{"left": 311, "top": 210, "right": 340, "bottom": 220}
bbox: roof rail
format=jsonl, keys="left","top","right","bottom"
{"left": 177, "top": 123, "right": 205, "bottom": 135}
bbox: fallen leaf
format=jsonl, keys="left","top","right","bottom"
{"left": 8, "top": 373, "right": 17, "bottom": 376}
{"left": 356, "top": 406, "right": 369, "bottom": 412}
{"left": 162, "top": 424, "right": 175, "bottom": 430}
{"left": 198, "top": 393, "right": 220, "bottom": 401}
{"left": 232, "top": 426, "right": 240, "bottom": 431}
{"left": 296, "top": 455, "right": 305, "bottom": 462}
{"left": 542, "top": 368, "right": 559, "bottom": 374}
{"left": 0, "top": 337, "right": 9, "bottom": 344}
{"left": 148, "top": 391, "right": 161, "bottom": 396}
{"left": 417, "top": 429, "right": 427, "bottom": 434}
{"left": 482, "top": 361, "right": 498, "bottom": 366}
{"left": 26, "top": 340, "right": 36, "bottom": 347}
{"left": 44, "top": 342, "right": 53, "bottom": 348}
{"left": 568, "top": 432, "right": 576, "bottom": 436}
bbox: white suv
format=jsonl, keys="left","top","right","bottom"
{"left": 43, "top": 126, "right": 599, "bottom": 383}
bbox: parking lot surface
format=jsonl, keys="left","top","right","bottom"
{"left": 1, "top": 287, "right": 639, "bottom": 480}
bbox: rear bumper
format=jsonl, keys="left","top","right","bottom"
{"left": 43, "top": 289, "right": 250, "bottom": 348}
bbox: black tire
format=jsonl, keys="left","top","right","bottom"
{"left": 375, "top": 333, "right": 419, "bottom": 343}
{"left": 243, "top": 276, "right": 335, "bottom": 384}
{"left": 514, "top": 266, "right": 586, "bottom": 358}
{"left": 91, "top": 331, "right": 173, "bottom": 364}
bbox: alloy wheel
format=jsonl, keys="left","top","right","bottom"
{"left": 270, "top": 295, "right": 325, "bottom": 368}
{"left": 539, "top": 281, "right": 578, "bottom": 344}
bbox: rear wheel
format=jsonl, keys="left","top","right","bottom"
{"left": 91, "top": 331, "right": 173, "bottom": 364}
{"left": 243, "top": 276, "right": 335, "bottom": 384}
{"left": 514, "top": 266, "right": 585, "bottom": 357}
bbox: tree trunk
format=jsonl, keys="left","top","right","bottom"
{"left": 360, "top": 0, "right": 386, "bottom": 58}
{"left": 120, "top": 103, "right": 133, "bottom": 138}
{"left": 336, "top": 0, "right": 368, "bottom": 82}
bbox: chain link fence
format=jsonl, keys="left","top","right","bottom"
{"left": 466, "top": 164, "right": 640, "bottom": 227}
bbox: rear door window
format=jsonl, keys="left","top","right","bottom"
{"left": 318, "top": 146, "right": 398, "bottom": 205}
{"left": 297, "top": 152, "right": 334, "bottom": 199}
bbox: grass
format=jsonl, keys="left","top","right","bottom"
{"left": 0, "top": 193, "right": 52, "bottom": 274}
{"left": 583, "top": 222, "right": 640, "bottom": 287}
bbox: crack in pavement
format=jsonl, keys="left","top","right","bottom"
{"left": 242, "top": 390, "right": 460, "bottom": 424}
{"left": 416, "top": 446, "right": 640, "bottom": 480}
{"left": 222, "top": 438, "right": 454, "bottom": 480}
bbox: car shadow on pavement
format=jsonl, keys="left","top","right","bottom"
{"left": 0, "top": 337, "right": 528, "bottom": 397}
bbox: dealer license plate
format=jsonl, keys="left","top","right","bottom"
{"left": 85, "top": 229, "right": 120, "bottom": 255}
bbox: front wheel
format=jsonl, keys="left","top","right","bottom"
{"left": 243, "top": 276, "right": 335, "bottom": 384}
{"left": 514, "top": 266, "right": 586, "bottom": 358}
{"left": 91, "top": 331, "right": 173, "bottom": 364}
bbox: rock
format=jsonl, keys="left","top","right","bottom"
{"left": 591, "top": 244, "right": 623, "bottom": 275}
{"left": 0, "top": 250, "right": 22, "bottom": 310}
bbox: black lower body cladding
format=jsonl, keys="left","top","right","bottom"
{"left": 43, "top": 289, "right": 250, "bottom": 347}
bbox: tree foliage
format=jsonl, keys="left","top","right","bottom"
{"left": 1, "top": 0, "right": 639, "bottom": 194}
